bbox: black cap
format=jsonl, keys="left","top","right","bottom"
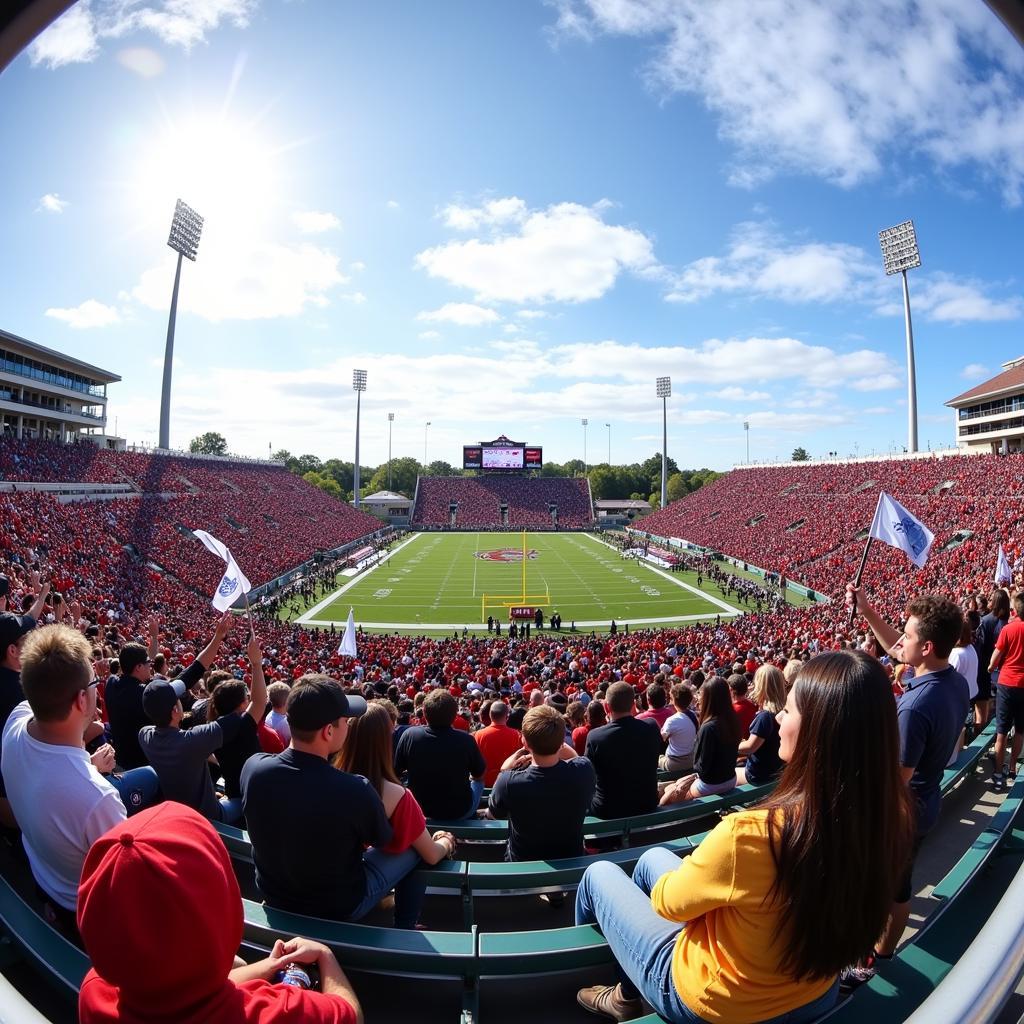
{"left": 286, "top": 677, "right": 367, "bottom": 731}
{"left": 0, "top": 575, "right": 9, "bottom": 598}
{"left": 142, "top": 679, "right": 186, "bottom": 723}
{"left": 0, "top": 613, "right": 34, "bottom": 652}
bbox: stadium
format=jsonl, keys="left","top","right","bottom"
{"left": 2, "top": 2, "right": 1024, "bottom": 1024}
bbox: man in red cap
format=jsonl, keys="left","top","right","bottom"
{"left": 77, "top": 801, "right": 361, "bottom": 1023}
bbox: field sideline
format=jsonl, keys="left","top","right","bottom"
{"left": 294, "top": 531, "right": 745, "bottom": 633}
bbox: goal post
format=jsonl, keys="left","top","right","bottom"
{"left": 479, "top": 529, "right": 551, "bottom": 620}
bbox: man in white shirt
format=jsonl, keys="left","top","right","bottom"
{"left": 1, "top": 624, "right": 125, "bottom": 937}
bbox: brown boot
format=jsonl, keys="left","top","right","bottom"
{"left": 576, "top": 983, "right": 644, "bottom": 1021}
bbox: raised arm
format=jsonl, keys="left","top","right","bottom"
{"left": 244, "top": 634, "right": 268, "bottom": 723}
{"left": 847, "top": 583, "right": 902, "bottom": 654}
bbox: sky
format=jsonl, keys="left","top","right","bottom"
{"left": 1, "top": 0, "right": 1023, "bottom": 471}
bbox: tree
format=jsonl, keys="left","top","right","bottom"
{"left": 639, "top": 453, "right": 679, "bottom": 493}
{"left": 189, "top": 431, "right": 228, "bottom": 456}
{"left": 666, "top": 472, "right": 689, "bottom": 503}
{"left": 367, "top": 456, "right": 421, "bottom": 497}
{"left": 426, "top": 460, "right": 456, "bottom": 477}
{"left": 792, "top": 447, "right": 810, "bottom": 462}
{"left": 302, "top": 471, "right": 342, "bottom": 498}
{"left": 295, "top": 454, "right": 323, "bottom": 475}
{"left": 271, "top": 448, "right": 300, "bottom": 473}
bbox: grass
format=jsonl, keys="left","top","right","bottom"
{"left": 294, "top": 532, "right": 751, "bottom": 634}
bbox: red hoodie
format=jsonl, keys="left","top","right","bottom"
{"left": 77, "top": 802, "right": 354, "bottom": 1024}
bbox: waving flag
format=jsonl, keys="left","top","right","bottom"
{"left": 337, "top": 607, "right": 358, "bottom": 658}
{"left": 996, "top": 544, "right": 1013, "bottom": 585}
{"left": 193, "top": 529, "right": 251, "bottom": 612}
{"left": 868, "top": 492, "right": 935, "bottom": 570}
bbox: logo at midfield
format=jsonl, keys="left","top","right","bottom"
{"left": 476, "top": 549, "right": 539, "bottom": 562}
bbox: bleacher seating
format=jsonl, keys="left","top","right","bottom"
{"left": 412, "top": 476, "right": 593, "bottom": 529}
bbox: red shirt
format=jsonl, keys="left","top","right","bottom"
{"left": 996, "top": 618, "right": 1024, "bottom": 687}
{"left": 475, "top": 722, "right": 523, "bottom": 785}
{"left": 732, "top": 697, "right": 758, "bottom": 739}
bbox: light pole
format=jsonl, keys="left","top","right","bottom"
{"left": 387, "top": 413, "right": 394, "bottom": 490}
{"left": 605, "top": 422, "right": 611, "bottom": 465}
{"left": 424, "top": 421, "right": 431, "bottom": 469}
{"left": 159, "top": 199, "right": 203, "bottom": 450}
{"left": 743, "top": 420, "right": 750, "bottom": 463}
{"left": 352, "top": 369, "right": 367, "bottom": 507}
{"left": 581, "top": 418, "right": 588, "bottom": 475}
{"left": 656, "top": 377, "right": 671, "bottom": 508}
{"left": 879, "top": 219, "right": 921, "bottom": 453}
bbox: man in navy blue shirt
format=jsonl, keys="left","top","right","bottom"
{"left": 847, "top": 585, "right": 968, "bottom": 976}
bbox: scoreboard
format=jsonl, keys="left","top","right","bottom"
{"left": 462, "top": 439, "right": 542, "bottom": 471}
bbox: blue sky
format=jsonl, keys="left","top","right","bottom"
{"left": 1, "top": 0, "right": 1022, "bottom": 470}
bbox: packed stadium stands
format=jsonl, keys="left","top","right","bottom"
{"left": 412, "top": 475, "right": 594, "bottom": 529}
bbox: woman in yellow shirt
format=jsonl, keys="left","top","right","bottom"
{"left": 575, "top": 650, "right": 915, "bottom": 1023}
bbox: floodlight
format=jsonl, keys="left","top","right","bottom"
{"left": 656, "top": 377, "right": 671, "bottom": 399}
{"left": 167, "top": 199, "right": 203, "bottom": 262}
{"left": 353, "top": 369, "right": 367, "bottom": 391}
{"left": 352, "top": 370, "right": 367, "bottom": 506}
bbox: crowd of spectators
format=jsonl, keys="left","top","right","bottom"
{"left": 412, "top": 475, "right": 593, "bottom": 529}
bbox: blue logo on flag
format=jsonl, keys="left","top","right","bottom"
{"left": 894, "top": 517, "right": 927, "bottom": 556}
{"left": 219, "top": 575, "right": 239, "bottom": 596}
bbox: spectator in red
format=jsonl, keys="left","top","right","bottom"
{"left": 989, "top": 591, "right": 1024, "bottom": 788}
{"left": 572, "top": 700, "right": 606, "bottom": 755}
{"left": 636, "top": 683, "right": 672, "bottom": 731}
{"left": 76, "top": 802, "right": 361, "bottom": 1024}
{"left": 729, "top": 674, "right": 758, "bottom": 739}
{"left": 475, "top": 701, "right": 522, "bottom": 786}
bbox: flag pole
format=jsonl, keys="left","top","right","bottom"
{"left": 848, "top": 537, "right": 874, "bottom": 627}
{"left": 242, "top": 591, "right": 255, "bottom": 641}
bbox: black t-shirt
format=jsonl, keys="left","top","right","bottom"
{"left": 488, "top": 757, "right": 596, "bottom": 861}
{"left": 0, "top": 665, "right": 23, "bottom": 799}
{"left": 241, "top": 748, "right": 392, "bottom": 919}
{"left": 584, "top": 716, "right": 661, "bottom": 819}
{"left": 394, "top": 725, "right": 486, "bottom": 820}
{"left": 977, "top": 614, "right": 1006, "bottom": 687}
{"left": 216, "top": 713, "right": 261, "bottom": 798}
{"left": 694, "top": 719, "right": 740, "bottom": 785}
{"left": 743, "top": 710, "right": 781, "bottom": 784}
{"left": 104, "top": 675, "right": 148, "bottom": 769}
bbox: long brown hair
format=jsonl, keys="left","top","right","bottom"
{"left": 698, "top": 677, "right": 741, "bottom": 749}
{"left": 762, "top": 651, "right": 914, "bottom": 980}
{"left": 334, "top": 702, "right": 399, "bottom": 796}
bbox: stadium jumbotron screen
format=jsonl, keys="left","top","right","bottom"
{"left": 462, "top": 441, "right": 542, "bottom": 470}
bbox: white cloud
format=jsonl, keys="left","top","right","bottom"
{"left": 442, "top": 197, "right": 528, "bottom": 231}
{"left": 711, "top": 386, "right": 772, "bottom": 402}
{"left": 961, "top": 362, "right": 991, "bottom": 380}
{"left": 386, "top": 200, "right": 400, "bottom": 210}
{"left": 876, "top": 274, "right": 1022, "bottom": 323}
{"left": 340, "top": 291, "right": 366, "bottom": 304}
{"left": 116, "top": 46, "right": 165, "bottom": 77}
{"left": 418, "top": 330, "right": 441, "bottom": 341}
{"left": 552, "top": 0, "right": 1024, "bottom": 204}
{"left": 515, "top": 309, "right": 549, "bottom": 320}
{"left": 292, "top": 210, "right": 342, "bottom": 234}
{"left": 37, "top": 193, "right": 69, "bottom": 214}
{"left": 417, "top": 198, "right": 658, "bottom": 304}
{"left": 349, "top": 261, "right": 366, "bottom": 272}
{"left": 132, "top": 240, "right": 348, "bottom": 322}
{"left": 29, "top": 0, "right": 256, "bottom": 70}
{"left": 45, "top": 299, "right": 120, "bottom": 329}
{"left": 416, "top": 303, "right": 500, "bottom": 327}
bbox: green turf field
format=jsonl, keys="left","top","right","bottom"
{"left": 296, "top": 532, "right": 748, "bottom": 633}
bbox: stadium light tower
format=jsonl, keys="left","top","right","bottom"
{"left": 879, "top": 220, "right": 922, "bottom": 453}
{"left": 387, "top": 412, "right": 395, "bottom": 490}
{"left": 352, "top": 370, "right": 367, "bottom": 507}
{"left": 581, "top": 418, "right": 588, "bottom": 475}
{"left": 424, "top": 421, "right": 431, "bottom": 468}
{"left": 656, "top": 377, "right": 671, "bottom": 508}
{"left": 744, "top": 420, "right": 750, "bottom": 463}
{"left": 159, "top": 199, "right": 203, "bottom": 450}
{"left": 605, "top": 422, "right": 611, "bottom": 465}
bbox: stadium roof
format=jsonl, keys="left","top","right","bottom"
{"left": 947, "top": 357, "right": 1024, "bottom": 406}
{"left": 0, "top": 327, "right": 121, "bottom": 383}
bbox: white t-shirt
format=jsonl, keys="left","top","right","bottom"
{"left": 267, "top": 708, "right": 291, "bottom": 746}
{"left": 1, "top": 702, "right": 125, "bottom": 910}
{"left": 662, "top": 710, "right": 697, "bottom": 758}
{"left": 949, "top": 645, "right": 979, "bottom": 701}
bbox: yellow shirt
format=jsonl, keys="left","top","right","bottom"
{"left": 650, "top": 809, "right": 834, "bottom": 1023}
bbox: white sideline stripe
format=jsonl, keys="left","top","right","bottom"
{"left": 580, "top": 532, "right": 744, "bottom": 617}
{"left": 298, "top": 610, "right": 742, "bottom": 630}
{"left": 295, "top": 533, "right": 425, "bottom": 624}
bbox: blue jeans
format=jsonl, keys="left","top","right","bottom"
{"left": 575, "top": 847, "right": 839, "bottom": 1024}
{"left": 106, "top": 767, "right": 159, "bottom": 816}
{"left": 459, "top": 779, "right": 486, "bottom": 821}
{"left": 219, "top": 797, "right": 245, "bottom": 825}
{"left": 348, "top": 846, "right": 425, "bottom": 929}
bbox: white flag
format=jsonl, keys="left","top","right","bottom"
{"left": 996, "top": 544, "right": 1013, "bottom": 585}
{"left": 868, "top": 492, "right": 935, "bottom": 570}
{"left": 193, "top": 529, "right": 252, "bottom": 612}
{"left": 337, "top": 607, "right": 358, "bottom": 658}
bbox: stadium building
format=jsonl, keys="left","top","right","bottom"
{"left": 947, "top": 356, "right": 1024, "bottom": 454}
{"left": 0, "top": 328, "right": 119, "bottom": 445}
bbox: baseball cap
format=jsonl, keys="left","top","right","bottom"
{"left": 142, "top": 679, "right": 186, "bottom": 723}
{"left": 286, "top": 677, "right": 367, "bottom": 731}
{"left": 0, "top": 613, "right": 35, "bottom": 651}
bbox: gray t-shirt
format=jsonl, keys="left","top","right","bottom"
{"left": 139, "top": 714, "right": 242, "bottom": 820}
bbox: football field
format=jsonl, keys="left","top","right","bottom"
{"left": 296, "top": 532, "right": 744, "bottom": 633}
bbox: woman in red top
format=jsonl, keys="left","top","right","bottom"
{"left": 572, "top": 700, "right": 607, "bottom": 755}
{"left": 336, "top": 702, "right": 457, "bottom": 863}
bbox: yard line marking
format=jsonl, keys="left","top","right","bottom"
{"left": 299, "top": 610, "right": 743, "bottom": 630}
{"left": 472, "top": 532, "right": 480, "bottom": 597}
